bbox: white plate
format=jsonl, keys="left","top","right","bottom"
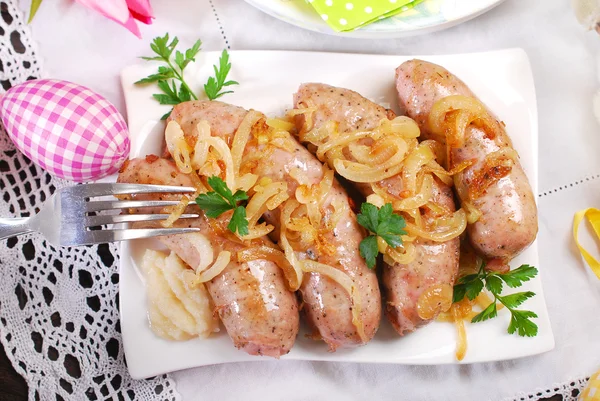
{"left": 119, "top": 49, "right": 554, "bottom": 379}
{"left": 244, "top": 0, "right": 506, "bottom": 38}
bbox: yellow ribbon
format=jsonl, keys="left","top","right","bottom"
{"left": 573, "top": 209, "right": 600, "bottom": 400}
{"left": 581, "top": 369, "right": 600, "bottom": 400}
{"left": 573, "top": 208, "right": 600, "bottom": 280}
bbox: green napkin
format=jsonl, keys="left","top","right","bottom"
{"left": 308, "top": 0, "right": 418, "bottom": 32}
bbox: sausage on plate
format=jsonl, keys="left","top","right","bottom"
{"left": 118, "top": 156, "right": 300, "bottom": 357}
{"left": 395, "top": 60, "right": 538, "bottom": 264}
{"left": 167, "top": 101, "right": 381, "bottom": 350}
{"left": 293, "top": 83, "right": 460, "bottom": 335}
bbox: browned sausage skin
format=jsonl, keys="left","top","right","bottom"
{"left": 293, "top": 83, "right": 459, "bottom": 335}
{"left": 118, "top": 157, "right": 299, "bottom": 357}
{"left": 395, "top": 60, "right": 538, "bottom": 262}
{"left": 167, "top": 101, "right": 381, "bottom": 350}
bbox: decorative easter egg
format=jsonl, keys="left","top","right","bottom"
{"left": 0, "top": 79, "right": 130, "bottom": 182}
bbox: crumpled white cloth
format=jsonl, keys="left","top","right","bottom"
{"left": 19, "top": 0, "right": 600, "bottom": 399}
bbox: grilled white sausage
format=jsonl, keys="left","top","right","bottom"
{"left": 293, "top": 83, "right": 459, "bottom": 334}
{"left": 118, "top": 157, "right": 299, "bottom": 357}
{"left": 167, "top": 101, "right": 381, "bottom": 349}
{"left": 396, "top": 60, "right": 538, "bottom": 262}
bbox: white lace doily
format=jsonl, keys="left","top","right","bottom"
{"left": 506, "top": 377, "right": 590, "bottom": 401}
{"left": 0, "top": 1, "right": 179, "bottom": 400}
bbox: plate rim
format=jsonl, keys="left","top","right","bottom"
{"left": 243, "top": 0, "right": 507, "bottom": 39}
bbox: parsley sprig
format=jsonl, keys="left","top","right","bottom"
{"left": 136, "top": 33, "right": 238, "bottom": 119}
{"left": 357, "top": 203, "right": 407, "bottom": 269}
{"left": 204, "top": 49, "right": 239, "bottom": 100}
{"left": 195, "top": 176, "right": 249, "bottom": 236}
{"left": 135, "top": 34, "right": 201, "bottom": 119}
{"left": 453, "top": 262, "right": 539, "bottom": 337}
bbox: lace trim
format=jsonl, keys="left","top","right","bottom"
{"left": 0, "top": 1, "right": 43, "bottom": 89}
{"left": 0, "top": 1, "right": 180, "bottom": 399}
{"left": 504, "top": 376, "right": 590, "bottom": 401}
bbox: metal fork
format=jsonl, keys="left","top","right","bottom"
{"left": 0, "top": 183, "right": 200, "bottom": 246}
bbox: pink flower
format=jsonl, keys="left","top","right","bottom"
{"left": 75, "top": 0, "right": 154, "bottom": 38}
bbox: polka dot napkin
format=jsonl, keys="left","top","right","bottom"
{"left": 308, "top": 0, "right": 418, "bottom": 32}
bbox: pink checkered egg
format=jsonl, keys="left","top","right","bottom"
{"left": 0, "top": 79, "right": 130, "bottom": 182}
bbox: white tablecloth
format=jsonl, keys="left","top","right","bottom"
{"left": 18, "top": 0, "right": 600, "bottom": 399}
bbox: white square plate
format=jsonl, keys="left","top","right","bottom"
{"left": 119, "top": 49, "right": 554, "bottom": 379}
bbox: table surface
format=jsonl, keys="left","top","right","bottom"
{"left": 0, "top": 346, "right": 565, "bottom": 401}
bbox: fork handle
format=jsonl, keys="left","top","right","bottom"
{"left": 0, "top": 218, "right": 35, "bottom": 241}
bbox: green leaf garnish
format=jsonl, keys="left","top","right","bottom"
{"left": 204, "top": 49, "right": 239, "bottom": 100}
{"left": 359, "top": 235, "right": 378, "bottom": 270}
{"left": 507, "top": 310, "right": 538, "bottom": 337}
{"left": 137, "top": 34, "right": 239, "bottom": 117}
{"left": 466, "top": 278, "right": 484, "bottom": 301}
{"left": 195, "top": 176, "right": 248, "bottom": 236}
{"left": 452, "top": 260, "right": 539, "bottom": 338}
{"left": 485, "top": 274, "right": 503, "bottom": 295}
{"left": 496, "top": 291, "right": 536, "bottom": 309}
{"left": 471, "top": 301, "right": 497, "bottom": 323}
{"left": 356, "top": 202, "right": 407, "bottom": 269}
{"left": 136, "top": 34, "right": 200, "bottom": 119}
{"left": 498, "top": 264, "right": 538, "bottom": 288}
{"left": 228, "top": 206, "right": 249, "bottom": 237}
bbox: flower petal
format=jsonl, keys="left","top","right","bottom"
{"left": 120, "top": 13, "right": 143, "bottom": 38}
{"left": 75, "top": 0, "right": 130, "bottom": 24}
{"left": 129, "top": 8, "right": 153, "bottom": 25}
{"left": 125, "top": 0, "right": 154, "bottom": 18}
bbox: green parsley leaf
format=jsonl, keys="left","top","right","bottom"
{"left": 228, "top": 206, "right": 249, "bottom": 236}
{"left": 195, "top": 176, "right": 249, "bottom": 235}
{"left": 507, "top": 310, "right": 538, "bottom": 337}
{"left": 485, "top": 275, "right": 503, "bottom": 295}
{"left": 356, "top": 202, "right": 407, "bottom": 269}
{"left": 377, "top": 205, "right": 406, "bottom": 248}
{"left": 138, "top": 34, "right": 206, "bottom": 118}
{"left": 359, "top": 235, "right": 378, "bottom": 269}
{"left": 186, "top": 40, "right": 202, "bottom": 61}
{"left": 377, "top": 202, "right": 394, "bottom": 221}
{"left": 471, "top": 301, "right": 497, "bottom": 323}
{"left": 174, "top": 50, "right": 185, "bottom": 70}
{"left": 232, "top": 190, "right": 249, "bottom": 203}
{"left": 138, "top": 39, "right": 232, "bottom": 105}
{"left": 379, "top": 232, "right": 403, "bottom": 249}
{"left": 453, "top": 283, "right": 467, "bottom": 303}
{"left": 140, "top": 56, "right": 164, "bottom": 62}
{"left": 496, "top": 291, "right": 535, "bottom": 309}
{"left": 458, "top": 273, "right": 481, "bottom": 285}
{"left": 152, "top": 94, "right": 181, "bottom": 105}
{"left": 178, "top": 84, "right": 192, "bottom": 103}
{"left": 453, "top": 261, "right": 539, "bottom": 338}
{"left": 357, "top": 202, "right": 379, "bottom": 233}
{"left": 165, "top": 36, "right": 179, "bottom": 57}
{"left": 204, "top": 49, "right": 239, "bottom": 100}
{"left": 466, "top": 278, "right": 484, "bottom": 301}
{"left": 134, "top": 67, "right": 175, "bottom": 85}
{"left": 498, "top": 264, "right": 538, "bottom": 288}
{"left": 152, "top": 80, "right": 183, "bottom": 106}
{"left": 195, "top": 192, "right": 232, "bottom": 218}
{"left": 207, "top": 176, "right": 235, "bottom": 205}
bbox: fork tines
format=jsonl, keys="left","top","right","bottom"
{"left": 71, "top": 183, "right": 201, "bottom": 242}
{"left": 70, "top": 183, "right": 197, "bottom": 197}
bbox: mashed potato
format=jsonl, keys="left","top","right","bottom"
{"left": 140, "top": 249, "right": 219, "bottom": 341}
